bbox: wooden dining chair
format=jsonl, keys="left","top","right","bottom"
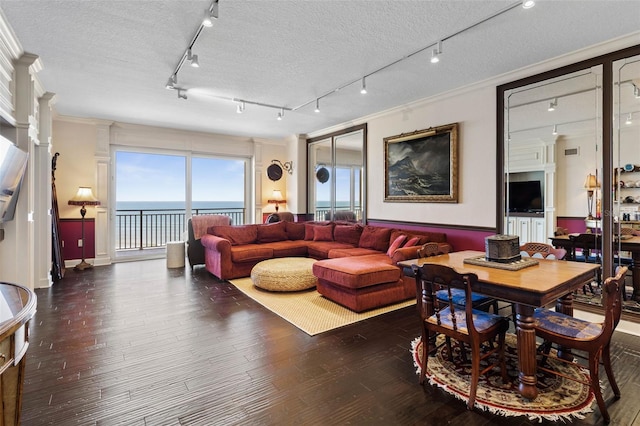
{"left": 569, "top": 233, "right": 603, "bottom": 293}
{"left": 412, "top": 263, "right": 510, "bottom": 410}
{"left": 533, "top": 266, "right": 628, "bottom": 424}
{"left": 520, "top": 242, "right": 567, "bottom": 260}
{"left": 417, "top": 242, "right": 499, "bottom": 315}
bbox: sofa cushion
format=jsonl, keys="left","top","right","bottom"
{"left": 230, "top": 244, "right": 273, "bottom": 262}
{"left": 209, "top": 224, "right": 258, "bottom": 246}
{"left": 257, "top": 221, "right": 287, "bottom": 243}
{"left": 386, "top": 234, "right": 407, "bottom": 256}
{"left": 359, "top": 226, "right": 392, "bottom": 252}
{"left": 334, "top": 224, "right": 363, "bottom": 246}
{"left": 307, "top": 241, "right": 354, "bottom": 259}
{"left": 260, "top": 240, "right": 309, "bottom": 257}
{"left": 305, "top": 222, "right": 333, "bottom": 241}
{"left": 314, "top": 225, "right": 334, "bottom": 241}
{"left": 328, "top": 247, "right": 383, "bottom": 258}
{"left": 313, "top": 255, "right": 399, "bottom": 289}
{"left": 285, "top": 222, "right": 305, "bottom": 240}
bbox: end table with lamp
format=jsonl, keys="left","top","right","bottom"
{"left": 68, "top": 186, "right": 101, "bottom": 270}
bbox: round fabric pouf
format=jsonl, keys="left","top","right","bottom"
{"left": 251, "top": 257, "right": 317, "bottom": 291}
{"left": 166, "top": 241, "right": 185, "bottom": 268}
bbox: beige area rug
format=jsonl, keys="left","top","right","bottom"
{"left": 229, "top": 277, "right": 416, "bottom": 335}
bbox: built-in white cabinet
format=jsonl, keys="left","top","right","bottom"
{"left": 505, "top": 215, "right": 546, "bottom": 244}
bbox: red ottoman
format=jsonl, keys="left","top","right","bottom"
{"left": 312, "top": 254, "right": 414, "bottom": 312}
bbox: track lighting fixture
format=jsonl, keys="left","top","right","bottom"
{"left": 548, "top": 98, "right": 557, "bottom": 111}
{"left": 626, "top": 113, "right": 633, "bottom": 125}
{"left": 634, "top": 85, "right": 640, "bottom": 99}
{"left": 314, "top": 98, "right": 320, "bottom": 113}
{"left": 187, "top": 49, "right": 199, "bottom": 68}
{"left": 522, "top": 0, "right": 535, "bottom": 9}
{"left": 277, "top": 108, "right": 284, "bottom": 120}
{"left": 236, "top": 102, "right": 245, "bottom": 114}
{"left": 165, "top": 75, "right": 177, "bottom": 90}
{"left": 202, "top": 1, "right": 219, "bottom": 27}
{"left": 430, "top": 41, "right": 442, "bottom": 64}
{"left": 552, "top": 124, "right": 558, "bottom": 135}
{"left": 360, "top": 77, "right": 367, "bottom": 95}
{"left": 177, "top": 89, "right": 187, "bottom": 100}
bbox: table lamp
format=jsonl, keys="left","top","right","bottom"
{"left": 583, "top": 173, "right": 600, "bottom": 220}
{"left": 268, "top": 189, "right": 286, "bottom": 213}
{"left": 68, "top": 186, "right": 101, "bottom": 270}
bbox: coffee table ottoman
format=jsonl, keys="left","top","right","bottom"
{"left": 251, "top": 257, "right": 317, "bottom": 291}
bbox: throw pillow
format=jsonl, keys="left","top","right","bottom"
{"left": 304, "top": 222, "right": 333, "bottom": 240}
{"left": 358, "top": 226, "right": 393, "bottom": 252}
{"left": 334, "top": 224, "right": 364, "bottom": 245}
{"left": 208, "top": 225, "right": 258, "bottom": 246}
{"left": 285, "top": 221, "right": 305, "bottom": 240}
{"left": 313, "top": 225, "right": 334, "bottom": 241}
{"left": 386, "top": 234, "right": 407, "bottom": 256}
{"left": 257, "top": 221, "right": 287, "bottom": 243}
{"left": 404, "top": 236, "right": 420, "bottom": 247}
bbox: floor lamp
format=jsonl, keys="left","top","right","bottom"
{"left": 68, "top": 187, "right": 101, "bottom": 271}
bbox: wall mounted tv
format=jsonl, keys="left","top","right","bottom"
{"left": 508, "top": 180, "right": 543, "bottom": 213}
{"left": 0, "top": 137, "right": 28, "bottom": 223}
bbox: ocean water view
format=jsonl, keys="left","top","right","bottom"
{"left": 116, "top": 201, "right": 244, "bottom": 211}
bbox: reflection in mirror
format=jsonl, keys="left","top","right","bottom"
{"left": 613, "top": 54, "right": 640, "bottom": 309}
{"left": 307, "top": 125, "right": 366, "bottom": 223}
{"left": 503, "top": 67, "right": 603, "bottom": 255}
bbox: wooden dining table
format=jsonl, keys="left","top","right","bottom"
{"left": 398, "top": 250, "right": 599, "bottom": 400}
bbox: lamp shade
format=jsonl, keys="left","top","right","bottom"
{"left": 68, "top": 187, "right": 101, "bottom": 206}
{"left": 583, "top": 174, "right": 600, "bottom": 191}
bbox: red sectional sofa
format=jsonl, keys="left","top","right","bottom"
{"left": 200, "top": 221, "right": 451, "bottom": 311}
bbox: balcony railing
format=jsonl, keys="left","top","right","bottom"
{"left": 115, "top": 208, "right": 245, "bottom": 251}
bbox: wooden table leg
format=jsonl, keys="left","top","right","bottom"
{"left": 515, "top": 304, "right": 538, "bottom": 400}
{"left": 632, "top": 250, "right": 640, "bottom": 302}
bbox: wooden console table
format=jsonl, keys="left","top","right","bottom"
{"left": 0, "top": 282, "right": 37, "bottom": 425}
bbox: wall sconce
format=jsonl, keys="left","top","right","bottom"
{"left": 266, "top": 159, "right": 294, "bottom": 181}
{"left": 68, "top": 186, "right": 101, "bottom": 270}
{"left": 268, "top": 190, "right": 286, "bottom": 212}
{"left": 583, "top": 173, "right": 600, "bottom": 220}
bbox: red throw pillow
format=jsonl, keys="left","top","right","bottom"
{"left": 257, "top": 221, "right": 287, "bottom": 243}
{"left": 386, "top": 234, "right": 407, "bottom": 256}
{"left": 304, "top": 222, "right": 333, "bottom": 240}
{"left": 358, "top": 226, "right": 393, "bottom": 252}
{"left": 334, "top": 224, "right": 364, "bottom": 245}
{"left": 404, "top": 236, "right": 420, "bottom": 247}
{"left": 313, "top": 225, "right": 334, "bottom": 241}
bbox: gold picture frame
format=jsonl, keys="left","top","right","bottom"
{"left": 384, "top": 122, "right": 458, "bottom": 203}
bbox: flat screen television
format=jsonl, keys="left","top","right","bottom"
{"left": 508, "top": 180, "right": 543, "bottom": 213}
{"left": 0, "top": 137, "right": 28, "bottom": 223}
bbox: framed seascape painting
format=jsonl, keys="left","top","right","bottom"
{"left": 384, "top": 122, "right": 458, "bottom": 203}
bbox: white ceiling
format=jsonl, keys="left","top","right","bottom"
{"left": 0, "top": 1, "right": 638, "bottom": 140}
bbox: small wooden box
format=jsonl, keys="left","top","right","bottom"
{"left": 485, "top": 234, "right": 521, "bottom": 263}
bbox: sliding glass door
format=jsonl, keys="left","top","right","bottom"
{"left": 114, "top": 149, "right": 249, "bottom": 257}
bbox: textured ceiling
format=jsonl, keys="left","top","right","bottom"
{"left": 0, "top": 1, "right": 639, "bottom": 139}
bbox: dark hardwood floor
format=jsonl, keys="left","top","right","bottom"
{"left": 21, "top": 259, "right": 640, "bottom": 425}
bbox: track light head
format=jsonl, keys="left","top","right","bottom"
{"left": 203, "top": 1, "right": 219, "bottom": 26}
{"left": 187, "top": 49, "right": 199, "bottom": 68}
{"left": 236, "top": 101, "right": 245, "bottom": 114}
{"left": 552, "top": 124, "right": 558, "bottom": 135}
{"left": 277, "top": 108, "right": 284, "bottom": 120}
{"left": 177, "top": 89, "right": 187, "bottom": 100}
{"left": 626, "top": 113, "right": 633, "bottom": 125}
{"left": 360, "top": 77, "right": 367, "bottom": 94}
{"left": 548, "top": 98, "right": 557, "bottom": 111}
{"left": 165, "top": 75, "right": 177, "bottom": 90}
{"left": 634, "top": 84, "right": 640, "bottom": 99}
{"left": 522, "top": 0, "right": 535, "bottom": 9}
{"left": 430, "top": 41, "right": 442, "bottom": 64}
{"left": 314, "top": 99, "right": 320, "bottom": 113}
